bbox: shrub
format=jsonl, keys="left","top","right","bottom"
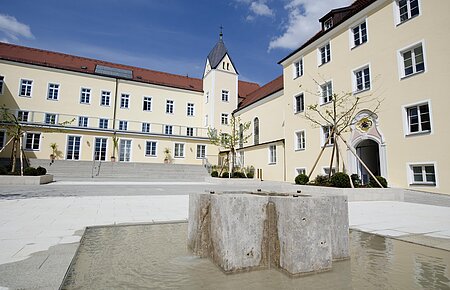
{"left": 369, "top": 176, "right": 388, "bottom": 188}
{"left": 24, "top": 167, "right": 38, "bottom": 176}
{"left": 36, "top": 166, "right": 47, "bottom": 176}
{"left": 221, "top": 172, "right": 229, "bottom": 178}
{"left": 232, "top": 171, "right": 240, "bottom": 178}
{"left": 295, "top": 174, "right": 309, "bottom": 185}
{"left": 351, "top": 174, "right": 361, "bottom": 187}
{"left": 211, "top": 171, "right": 219, "bottom": 177}
{"left": 0, "top": 167, "right": 7, "bottom": 175}
{"left": 246, "top": 172, "right": 254, "bottom": 179}
{"left": 313, "top": 175, "right": 329, "bottom": 186}
{"left": 330, "top": 172, "right": 351, "bottom": 188}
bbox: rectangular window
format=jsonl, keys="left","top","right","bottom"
{"left": 118, "top": 120, "right": 128, "bottom": 131}
{"left": 205, "top": 115, "right": 209, "bottom": 127}
{"left": 322, "top": 126, "right": 334, "bottom": 146}
{"left": 143, "top": 96, "right": 152, "bottom": 111}
{"left": 78, "top": 116, "right": 88, "bottom": 128}
{"left": 398, "top": 0, "right": 420, "bottom": 23}
{"left": 17, "top": 111, "right": 29, "bottom": 122}
{"left": 324, "top": 18, "right": 333, "bottom": 30}
{"left": 221, "top": 90, "right": 229, "bottom": 102}
{"left": 187, "top": 103, "right": 195, "bottom": 116}
{"left": 354, "top": 66, "right": 371, "bottom": 92}
{"left": 319, "top": 43, "right": 331, "bottom": 65}
{"left": 66, "top": 136, "right": 81, "bottom": 160}
{"left": 294, "top": 93, "right": 304, "bottom": 113}
{"left": 0, "top": 76, "right": 4, "bottom": 94}
{"left": 352, "top": 21, "right": 367, "bottom": 47}
{"left": 101, "top": 91, "right": 111, "bottom": 106}
{"left": 295, "top": 131, "right": 306, "bottom": 150}
{"left": 145, "top": 141, "right": 157, "bottom": 157}
{"left": 80, "top": 88, "right": 91, "bottom": 104}
{"left": 94, "top": 137, "right": 107, "bottom": 161}
{"left": 401, "top": 44, "right": 424, "bottom": 77}
{"left": 142, "top": 122, "right": 151, "bottom": 133}
{"left": 47, "top": 83, "right": 59, "bottom": 100}
{"left": 25, "top": 132, "right": 40, "bottom": 150}
{"left": 174, "top": 143, "right": 185, "bottom": 158}
{"left": 186, "top": 127, "right": 194, "bottom": 136}
{"left": 197, "top": 144, "right": 206, "bottom": 159}
{"left": 320, "top": 81, "right": 333, "bottom": 104}
{"left": 166, "top": 100, "right": 174, "bottom": 114}
{"left": 406, "top": 103, "right": 431, "bottom": 134}
{"left": 269, "top": 145, "right": 277, "bottom": 164}
{"left": 221, "top": 113, "right": 229, "bottom": 125}
{"left": 44, "top": 113, "right": 57, "bottom": 125}
{"left": 294, "top": 58, "right": 303, "bottom": 78}
{"left": 120, "top": 94, "right": 130, "bottom": 109}
{"left": 99, "top": 118, "right": 108, "bottom": 129}
{"left": 119, "top": 139, "right": 132, "bottom": 162}
{"left": 410, "top": 164, "right": 436, "bottom": 185}
{"left": 20, "top": 79, "right": 33, "bottom": 97}
{"left": 323, "top": 167, "right": 336, "bottom": 175}
{"left": 0, "top": 130, "right": 5, "bottom": 149}
{"left": 164, "top": 125, "right": 173, "bottom": 135}
{"left": 296, "top": 168, "right": 306, "bottom": 176}
{"left": 206, "top": 92, "right": 209, "bottom": 103}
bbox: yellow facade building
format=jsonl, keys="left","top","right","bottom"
{"left": 1, "top": 0, "right": 449, "bottom": 194}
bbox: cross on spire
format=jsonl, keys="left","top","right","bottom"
{"left": 219, "top": 25, "right": 223, "bottom": 40}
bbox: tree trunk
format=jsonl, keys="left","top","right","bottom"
{"left": 10, "top": 138, "right": 17, "bottom": 173}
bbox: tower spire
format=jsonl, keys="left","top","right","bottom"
{"left": 219, "top": 25, "right": 223, "bottom": 40}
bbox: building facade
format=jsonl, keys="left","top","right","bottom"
{"left": 1, "top": 0, "right": 449, "bottom": 194}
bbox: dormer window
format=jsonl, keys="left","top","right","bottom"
{"left": 324, "top": 18, "right": 333, "bottom": 30}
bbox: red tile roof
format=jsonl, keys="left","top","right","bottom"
{"left": 279, "top": 0, "right": 377, "bottom": 64}
{"left": 236, "top": 75, "right": 283, "bottom": 111}
{"left": 0, "top": 42, "right": 259, "bottom": 96}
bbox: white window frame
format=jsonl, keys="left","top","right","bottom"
{"left": 101, "top": 91, "right": 111, "bottom": 106}
{"left": 141, "top": 122, "right": 151, "bottom": 133}
{"left": 120, "top": 93, "right": 130, "bottom": 109}
{"left": 317, "top": 42, "right": 331, "bottom": 66}
{"left": 204, "top": 115, "right": 209, "bottom": 127}
{"left": 295, "top": 130, "right": 306, "bottom": 151}
{"left": 293, "top": 93, "right": 305, "bottom": 113}
{"left": 17, "top": 110, "right": 29, "bottom": 122}
{"left": 118, "top": 120, "right": 128, "bottom": 131}
{"left": 119, "top": 139, "right": 132, "bottom": 162}
{"left": 79, "top": 87, "right": 91, "bottom": 104}
{"left": 407, "top": 162, "right": 438, "bottom": 187}
{"left": 350, "top": 19, "right": 368, "bottom": 48}
{"left": 143, "top": 96, "right": 152, "bottom": 112}
{"left": 295, "top": 167, "right": 307, "bottom": 176}
{"left": 196, "top": 144, "right": 206, "bottom": 159}
{"left": 352, "top": 64, "right": 371, "bottom": 94}
{"left": 164, "top": 125, "right": 173, "bottom": 135}
{"left": 47, "top": 83, "right": 60, "bottom": 100}
{"left": 186, "top": 127, "right": 194, "bottom": 137}
{"left": 44, "top": 113, "right": 58, "bottom": 125}
{"left": 221, "top": 90, "right": 229, "bottom": 102}
{"left": 78, "top": 116, "right": 89, "bottom": 128}
{"left": 397, "top": 40, "right": 426, "bottom": 79}
{"left": 145, "top": 141, "right": 158, "bottom": 157}
{"left": 394, "top": 0, "right": 421, "bottom": 26}
{"left": 166, "top": 99, "right": 174, "bottom": 114}
{"left": 321, "top": 125, "right": 334, "bottom": 147}
{"left": 268, "top": 145, "right": 277, "bottom": 165}
{"left": 187, "top": 103, "right": 195, "bottom": 116}
{"left": 99, "top": 118, "right": 108, "bottom": 129}
{"left": 66, "top": 135, "right": 82, "bottom": 161}
{"left": 322, "top": 167, "right": 336, "bottom": 175}
{"left": 174, "top": 142, "right": 185, "bottom": 158}
{"left": 93, "top": 137, "right": 108, "bottom": 161}
{"left": 0, "top": 75, "right": 4, "bottom": 95}
{"left": 293, "top": 58, "right": 303, "bottom": 79}
{"left": 320, "top": 81, "right": 333, "bottom": 105}
{"left": 221, "top": 113, "right": 229, "bottom": 125}
{"left": 19, "top": 79, "right": 33, "bottom": 97}
{"left": 402, "top": 100, "right": 433, "bottom": 136}
{"left": 24, "top": 132, "right": 41, "bottom": 151}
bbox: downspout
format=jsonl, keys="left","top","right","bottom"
{"left": 283, "top": 140, "right": 286, "bottom": 182}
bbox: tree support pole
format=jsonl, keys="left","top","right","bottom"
{"left": 307, "top": 127, "right": 335, "bottom": 180}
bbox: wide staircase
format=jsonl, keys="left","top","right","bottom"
{"left": 29, "top": 159, "right": 209, "bottom": 182}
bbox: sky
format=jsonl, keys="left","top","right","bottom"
{"left": 0, "top": 0, "right": 352, "bottom": 86}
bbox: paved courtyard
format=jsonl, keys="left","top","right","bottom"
{"left": 0, "top": 180, "right": 449, "bottom": 289}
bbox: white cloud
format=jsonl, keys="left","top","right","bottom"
{"left": 250, "top": 1, "right": 274, "bottom": 17}
{"left": 268, "top": 0, "right": 352, "bottom": 51}
{"left": 0, "top": 14, "right": 34, "bottom": 42}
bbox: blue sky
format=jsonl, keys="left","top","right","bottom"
{"left": 0, "top": 0, "right": 351, "bottom": 85}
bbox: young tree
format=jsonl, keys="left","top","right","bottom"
{"left": 207, "top": 115, "right": 251, "bottom": 174}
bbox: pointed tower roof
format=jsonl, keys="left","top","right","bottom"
{"left": 207, "top": 36, "right": 228, "bottom": 69}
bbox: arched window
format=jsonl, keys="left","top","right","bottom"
{"left": 254, "top": 117, "right": 259, "bottom": 145}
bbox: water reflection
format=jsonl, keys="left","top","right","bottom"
{"left": 61, "top": 223, "right": 450, "bottom": 290}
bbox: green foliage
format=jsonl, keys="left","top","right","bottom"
{"left": 246, "top": 172, "right": 254, "bottom": 178}
{"left": 36, "top": 166, "right": 47, "bottom": 175}
{"left": 211, "top": 171, "right": 219, "bottom": 177}
{"left": 232, "top": 171, "right": 246, "bottom": 178}
{"left": 0, "top": 167, "right": 7, "bottom": 175}
{"left": 314, "top": 175, "right": 329, "bottom": 186}
{"left": 24, "top": 167, "right": 38, "bottom": 176}
{"left": 221, "top": 172, "right": 229, "bottom": 178}
{"left": 369, "top": 176, "right": 388, "bottom": 188}
{"left": 330, "top": 172, "right": 351, "bottom": 188}
{"left": 295, "top": 174, "right": 309, "bottom": 185}
{"left": 351, "top": 174, "right": 361, "bottom": 187}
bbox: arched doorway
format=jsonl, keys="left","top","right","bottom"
{"left": 355, "top": 139, "right": 380, "bottom": 184}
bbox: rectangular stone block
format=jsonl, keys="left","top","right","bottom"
{"left": 329, "top": 195, "right": 349, "bottom": 260}
{"left": 187, "top": 193, "right": 211, "bottom": 257}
